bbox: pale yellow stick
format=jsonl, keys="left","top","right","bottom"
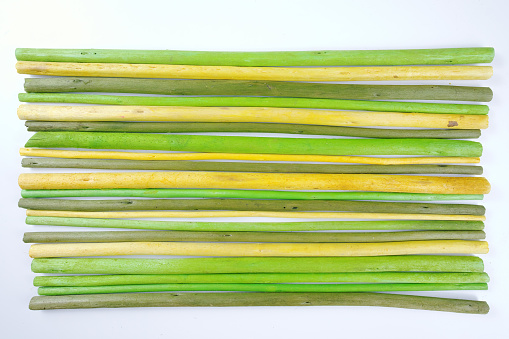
{"left": 16, "top": 61, "right": 493, "bottom": 81}
{"left": 19, "top": 148, "right": 480, "bottom": 165}
{"left": 28, "top": 240, "right": 489, "bottom": 258}
{"left": 17, "top": 105, "right": 489, "bottom": 129}
{"left": 18, "top": 172, "right": 491, "bottom": 194}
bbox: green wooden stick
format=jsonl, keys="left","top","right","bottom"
{"left": 25, "top": 132, "right": 484, "bottom": 157}
{"left": 24, "top": 121, "right": 482, "bottom": 139}
{"left": 18, "top": 93, "right": 489, "bottom": 115}
{"left": 31, "top": 256, "right": 485, "bottom": 274}
{"left": 23, "top": 77, "right": 494, "bottom": 102}
{"left": 20, "top": 189, "right": 484, "bottom": 201}
{"left": 28, "top": 292, "right": 490, "bottom": 313}
{"left": 22, "top": 230, "right": 486, "bottom": 244}
{"left": 18, "top": 198, "right": 485, "bottom": 215}
{"left": 25, "top": 217, "right": 485, "bottom": 231}
{"left": 37, "top": 283, "right": 488, "bottom": 296}
{"left": 21, "top": 158, "right": 484, "bottom": 175}
{"left": 15, "top": 47, "right": 495, "bottom": 66}
{"left": 33, "top": 272, "right": 490, "bottom": 287}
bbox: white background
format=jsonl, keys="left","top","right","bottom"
{"left": 0, "top": 0, "right": 508, "bottom": 338}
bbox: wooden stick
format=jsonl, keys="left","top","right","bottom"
{"left": 23, "top": 77, "right": 494, "bottom": 102}
{"left": 17, "top": 172, "right": 492, "bottom": 194}
{"left": 37, "top": 283, "right": 488, "bottom": 296}
{"left": 22, "top": 230, "right": 486, "bottom": 244}
{"left": 18, "top": 198, "right": 485, "bottom": 215}
{"left": 31, "top": 256, "right": 485, "bottom": 274}
{"left": 15, "top": 62, "right": 494, "bottom": 81}
{"left": 24, "top": 210, "right": 487, "bottom": 221}
{"left": 21, "top": 189, "right": 484, "bottom": 201}
{"left": 19, "top": 148, "right": 482, "bottom": 165}
{"left": 15, "top": 47, "right": 496, "bottom": 66}
{"left": 33, "top": 272, "right": 490, "bottom": 286}
{"left": 25, "top": 217, "right": 485, "bottom": 231}
{"left": 28, "top": 240, "right": 489, "bottom": 258}
{"left": 24, "top": 133, "right": 485, "bottom": 157}
{"left": 24, "top": 122, "right": 483, "bottom": 139}
{"left": 21, "top": 158, "right": 484, "bottom": 175}
{"left": 18, "top": 95, "right": 489, "bottom": 115}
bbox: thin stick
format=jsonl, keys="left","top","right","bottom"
{"left": 37, "top": 283, "right": 488, "bottom": 296}
{"left": 19, "top": 148, "right": 482, "bottom": 165}
{"left": 21, "top": 158, "right": 484, "bottom": 175}
{"left": 33, "top": 272, "right": 490, "bottom": 287}
{"left": 30, "top": 256, "right": 485, "bottom": 274}
{"left": 20, "top": 189, "right": 484, "bottom": 201}
{"left": 25, "top": 217, "right": 485, "bottom": 231}
{"left": 17, "top": 95, "right": 489, "bottom": 115}
{"left": 24, "top": 133, "right": 485, "bottom": 157}
{"left": 22, "top": 230, "right": 486, "bottom": 244}
{"left": 15, "top": 47, "right": 496, "bottom": 66}
{"left": 15, "top": 62, "right": 494, "bottom": 81}
{"left": 28, "top": 240, "right": 489, "bottom": 258}
{"left": 23, "top": 77, "right": 494, "bottom": 102}
{"left": 18, "top": 198, "right": 485, "bottom": 216}
{"left": 17, "top": 172, "right": 492, "bottom": 194}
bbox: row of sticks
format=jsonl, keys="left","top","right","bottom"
{"left": 18, "top": 47, "right": 493, "bottom": 313}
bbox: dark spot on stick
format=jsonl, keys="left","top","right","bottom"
{"left": 448, "top": 121, "right": 459, "bottom": 127}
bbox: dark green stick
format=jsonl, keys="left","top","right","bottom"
{"left": 25, "top": 216, "right": 486, "bottom": 231}
{"left": 33, "top": 272, "right": 490, "bottom": 286}
{"left": 28, "top": 292, "right": 490, "bottom": 313}
{"left": 23, "top": 78, "right": 493, "bottom": 102}
{"left": 21, "top": 158, "right": 483, "bottom": 175}
{"left": 31, "top": 256, "right": 485, "bottom": 274}
{"left": 22, "top": 230, "right": 486, "bottom": 244}
{"left": 15, "top": 47, "right": 495, "bottom": 66}
{"left": 25, "top": 121, "right": 482, "bottom": 139}
{"left": 18, "top": 93, "right": 489, "bottom": 114}
{"left": 25, "top": 132, "right": 484, "bottom": 157}
{"left": 18, "top": 198, "right": 485, "bottom": 215}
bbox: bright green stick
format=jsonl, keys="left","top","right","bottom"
{"left": 20, "top": 189, "right": 484, "bottom": 201}
{"left": 31, "top": 256, "right": 485, "bottom": 274}
{"left": 25, "top": 132, "right": 484, "bottom": 157}
{"left": 15, "top": 47, "right": 495, "bottom": 66}
{"left": 18, "top": 93, "right": 488, "bottom": 115}
{"left": 34, "top": 272, "right": 490, "bottom": 287}
{"left": 37, "top": 283, "right": 488, "bottom": 296}
{"left": 26, "top": 217, "right": 485, "bottom": 231}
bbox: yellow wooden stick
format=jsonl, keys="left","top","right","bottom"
{"left": 28, "top": 240, "right": 489, "bottom": 258}
{"left": 18, "top": 172, "right": 491, "bottom": 194}
{"left": 19, "top": 148, "right": 480, "bottom": 165}
{"left": 17, "top": 105, "right": 488, "bottom": 129}
{"left": 25, "top": 209, "right": 486, "bottom": 221}
{"left": 16, "top": 61, "right": 494, "bottom": 81}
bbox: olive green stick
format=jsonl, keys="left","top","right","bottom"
{"left": 23, "top": 78, "right": 494, "bottom": 102}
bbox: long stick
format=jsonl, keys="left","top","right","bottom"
{"left": 33, "top": 272, "right": 490, "bottom": 286}
{"left": 23, "top": 77, "right": 494, "bottom": 102}
{"left": 19, "top": 148, "right": 482, "bottom": 165}
{"left": 24, "top": 133, "right": 484, "bottom": 157}
{"left": 18, "top": 198, "right": 485, "bottom": 215}
{"left": 20, "top": 189, "right": 483, "bottom": 201}
{"left": 30, "top": 256, "right": 485, "bottom": 274}
{"left": 24, "top": 122, "right": 483, "bottom": 139}
{"left": 17, "top": 172, "right": 492, "bottom": 194}
{"left": 21, "top": 158, "right": 484, "bottom": 175}
{"left": 15, "top": 47, "right": 496, "bottom": 66}
{"left": 16, "top": 62, "right": 494, "bottom": 81}
{"left": 28, "top": 240, "right": 489, "bottom": 258}
{"left": 18, "top": 95, "right": 489, "bottom": 115}
{"left": 22, "top": 230, "right": 486, "bottom": 244}
{"left": 37, "top": 283, "right": 488, "bottom": 296}
{"left": 25, "top": 217, "right": 485, "bottom": 231}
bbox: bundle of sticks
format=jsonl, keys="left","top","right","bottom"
{"left": 17, "top": 47, "right": 493, "bottom": 313}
